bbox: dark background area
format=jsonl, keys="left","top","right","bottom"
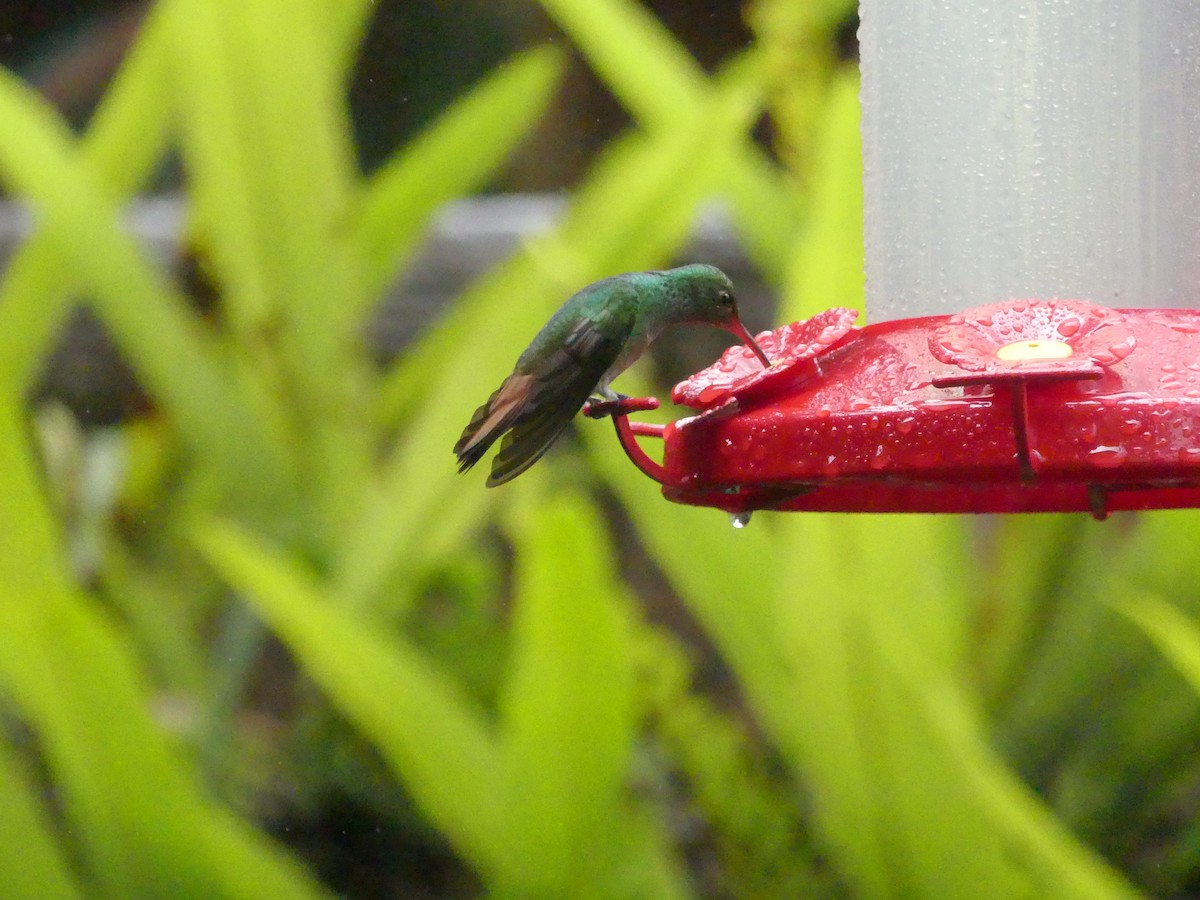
{"left": 1, "top": 0, "right": 763, "bottom": 188}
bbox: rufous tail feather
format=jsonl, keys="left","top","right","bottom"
{"left": 453, "top": 374, "right": 534, "bottom": 472}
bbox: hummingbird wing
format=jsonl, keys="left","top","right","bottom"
{"left": 454, "top": 304, "right": 635, "bottom": 486}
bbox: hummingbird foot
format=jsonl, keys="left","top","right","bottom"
{"left": 582, "top": 395, "right": 660, "bottom": 419}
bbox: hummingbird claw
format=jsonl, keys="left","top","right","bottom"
{"left": 582, "top": 395, "right": 660, "bottom": 419}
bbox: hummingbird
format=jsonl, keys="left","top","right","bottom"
{"left": 454, "top": 264, "right": 771, "bottom": 486}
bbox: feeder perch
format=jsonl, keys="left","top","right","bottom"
{"left": 593, "top": 3, "right": 1200, "bottom": 519}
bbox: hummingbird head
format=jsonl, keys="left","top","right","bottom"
{"left": 659, "top": 264, "right": 741, "bottom": 326}
{"left": 660, "top": 265, "right": 771, "bottom": 367}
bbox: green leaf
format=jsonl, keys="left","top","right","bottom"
{"left": 355, "top": 45, "right": 566, "bottom": 299}
{"left": 0, "top": 736, "right": 84, "bottom": 899}
{"left": 536, "top": 0, "right": 708, "bottom": 129}
{"left": 168, "top": 0, "right": 361, "bottom": 349}
{"left": 73, "top": 4, "right": 176, "bottom": 198}
{"left": 1112, "top": 589, "right": 1200, "bottom": 697}
{"left": 0, "top": 67, "right": 281, "bottom": 502}
{"left": 317, "top": 0, "right": 380, "bottom": 81}
{"left": 536, "top": 0, "right": 802, "bottom": 283}
{"left": 496, "top": 483, "right": 639, "bottom": 893}
{"left": 0, "top": 592, "right": 333, "bottom": 900}
{"left": 779, "top": 70, "right": 864, "bottom": 322}
{"left": 167, "top": 0, "right": 375, "bottom": 530}
{"left": 193, "top": 518, "right": 512, "bottom": 881}
{"left": 862, "top": 614, "right": 1144, "bottom": 900}
{"left": 975, "top": 515, "right": 1090, "bottom": 711}
{"left": 0, "top": 6, "right": 173, "bottom": 397}
{"left": 0, "top": 407, "right": 326, "bottom": 899}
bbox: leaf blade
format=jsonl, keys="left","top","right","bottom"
{"left": 193, "top": 518, "right": 512, "bottom": 881}
{"left": 355, "top": 45, "right": 565, "bottom": 298}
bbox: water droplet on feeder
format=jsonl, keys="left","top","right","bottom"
{"left": 1057, "top": 317, "right": 1082, "bottom": 337}
{"left": 1105, "top": 338, "right": 1136, "bottom": 362}
{"left": 729, "top": 511, "right": 752, "bottom": 529}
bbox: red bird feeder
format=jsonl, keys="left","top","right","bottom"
{"left": 593, "top": 300, "right": 1200, "bottom": 519}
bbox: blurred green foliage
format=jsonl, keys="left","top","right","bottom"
{"left": 0, "top": 0, "right": 1198, "bottom": 897}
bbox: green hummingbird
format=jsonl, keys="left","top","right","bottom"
{"left": 454, "top": 264, "right": 771, "bottom": 486}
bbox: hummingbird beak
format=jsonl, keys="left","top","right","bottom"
{"left": 727, "top": 318, "right": 772, "bottom": 368}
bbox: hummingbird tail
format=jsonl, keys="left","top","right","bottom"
{"left": 484, "top": 403, "right": 579, "bottom": 486}
{"left": 454, "top": 433, "right": 491, "bottom": 474}
{"left": 454, "top": 375, "right": 534, "bottom": 473}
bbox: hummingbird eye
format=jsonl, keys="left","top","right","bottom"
{"left": 718, "top": 290, "right": 734, "bottom": 307}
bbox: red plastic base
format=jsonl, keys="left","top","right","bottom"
{"left": 606, "top": 302, "right": 1200, "bottom": 517}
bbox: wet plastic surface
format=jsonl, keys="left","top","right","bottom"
{"left": 603, "top": 301, "right": 1200, "bottom": 518}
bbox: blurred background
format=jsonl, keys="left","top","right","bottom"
{"left": 8, "top": 0, "right": 859, "bottom": 425}
{"left": 6, "top": 0, "right": 838, "bottom": 182}
{"left": 1, "top": 2, "right": 1198, "bottom": 899}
